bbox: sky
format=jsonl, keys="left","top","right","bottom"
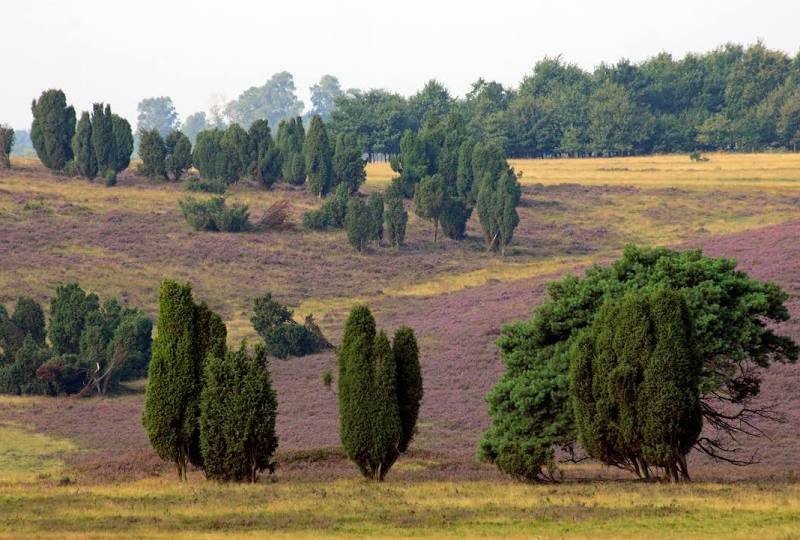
{"left": 3, "top": 0, "right": 800, "bottom": 130}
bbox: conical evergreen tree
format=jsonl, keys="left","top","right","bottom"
{"left": 392, "top": 326, "right": 422, "bottom": 452}
{"left": 371, "top": 331, "right": 402, "bottom": 480}
{"left": 304, "top": 115, "right": 333, "bottom": 197}
{"left": 111, "top": 114, "right": 133, "bottom": 173}
{"left": 332, "top": 133, "right": 366, "bottom": 193}
{"left": 91, "top": 103, "right": 115, "bottom": 174}
{"left": 72, "top": 111, "right": 97, "bottom": 178}
{"left": 30, "top": 89, "right": 76, "bottom": 171}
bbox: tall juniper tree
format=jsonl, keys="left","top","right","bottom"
{"left": 304, "top": 115, "right": 333, "bottom": 197}
{"left": 31, "top": 89, "right": 76, "bottom": 171}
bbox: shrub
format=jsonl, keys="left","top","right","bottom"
{"left": 31, "top": 89, "right": 76, "bottom": 171}
{"left": 384, "top": 181, "right": 408, "bottom": 247}
{"left": 367, "top": 192, "right": 384, "bottom": 243}
{"left": 250, "top": 293, "right": 329, "bottom": 358}
{"left": 337, "top": 305, "right": 422, "bottom": 481}
{"left": 185, "top": 177, "right": 227, "bottom": 194}
{"left": 304, "top": 115, "right": 332, "bottom": 197}
{"left": 48, "top": 283, "right": 99, "bottom": 356}
{"left": 0, "top": 125, "right": 14, "bottom": 168}
{"left": 200, "top": 343, "right": 278, "bottom": 482}
{"left": 332, "top": 133, "right": 366, "bottom": 193}
{"left": 103, "top": 168, "right": 117, "bottom": 187}
{"left": 302, "top": 183, "right": 349, "bottom": 230}
{"left": 165, "top": 130, "right": 192, "bottom": 181}
{"left": 414, "top": 174, "right": 445, "bottom": 242}
{"left": 179, "top": 196, "right": 250, "bottom": 232}
{"left": 439, "top": 196, "right": 471, "bottom": 240}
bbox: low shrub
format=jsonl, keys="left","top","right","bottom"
{"left": 186, "top": 177, "right": 227, "bottom": 194}
{"left": 179, "top": 196, "right": 250, "bottom": 232}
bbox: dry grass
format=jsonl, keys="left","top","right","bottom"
{"left": 510, "top": 152, "right": 800, "bottom": 190}
{"left": 1, "top": 476, "right": 798, "bottom": 539}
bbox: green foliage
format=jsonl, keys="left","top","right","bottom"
{"left": 178, "top": 196, "right": 250, "bottom": 232}
{"left": 302, "top": 183, "right": 349, "bottom": 230}
{"left": 480, "top": 246, "right": 798, "bottom": 480}
{"left": 49, "top": 283, "right": 99, "bottom": 356}
{"left": 475, "top": 167, "right": 521, "bottom": 255}
{"left": 225, "top": 71, "right": 304, "bottom": 129}
{"left": 276, "top": 117, "right": 305, "bottom": 184}
{"left": 111, "top": 115, "right": 134, "bottom": 173}
{"left": 250, "top": 293, "right": 329, "bottom": 359}
{"left": 455, "top": 139, "right": 476, "bottom": 203}
{"left": 185, "top": 177, "right": 227, "bottom": 194}
{"left": 0, "top": 125, "right": 14, "bottom": 168}
{"left": 304, "top": 115, "right": 333, "bottom": 197}
{"left": 367, "top": 192, "right": 384, "bottom": 242}
{"left": 10, "top": 297, "right": 46, "bottom": 347}
{"left": 248, "top": 119, "right": 281, "bottom": 189}
{"left": 91, "top": 103, "right": 116, "bottom": 173}
{"left": 138, "top": 129, "right": 167, "bottom": 179}
{"left": 384, "top": 181, "right": 408, "bottom": 247}
{"left": 72, "top": 112, "right": 97, "bottom": 178}
{"left": 182, "top": 112, "right": 208, "bottom": 145}
{"left": 439, "top": 196, "right": 470, "bottom": 240}
{"left": 143, "top": 280, "right": 227, "bottom": 480}
{"left": 570, "top": 288, "right": 702, "bottom": 481}
{"left": 413, "top": 174, "right": 445, "bottom": 242}
{"left": 345, "top": 198, "right": 372, "bottom": 253}
{"left": 165, "top": 130, "right": 192, "bottom": 181}
{"left": 337, "top": 305, "right": 422, "bottom": 481}
{"left": 0, "top": 336, "right": 52, "bottom": 395}
{"left": 332, "top": 133, "right": 366, "bottom": 193}
{"left": 200, "top": 343, "right": 278, "bottom": 482}
{"left": 219, "top": 124, "right": 249, "bottom": 183}
{"left": 31, "top": 89, "right": 76, "bottom": 170}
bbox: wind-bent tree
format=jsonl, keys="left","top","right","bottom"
{"left": 200, "top": 343, "right": 278, "bottom": 482}
{"left": 337, "top": 305, "right": 422, "bottom": 481}
{"left": 31, "top": 89, "right": 76, "bottom": 170}
{"left": 304, "top": 115, "right": 333, "bottom": 197}
{"left": 570, "top": 288, "right": 702, "bottom": 482}
{"left": 479, "top": 246, "right": 798, "bottom": 481}
{"left": 143, "top": 281, "right": 226, "bottom": 480}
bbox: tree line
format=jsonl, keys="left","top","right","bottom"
{"left": 143, "top": 281, "right": 422, "bottom": 482}
{"left": 479, "top": 246, "right": 798, "bottom": 482}
{"left": 328, "top": 42, "right": 800, "bottom": 158}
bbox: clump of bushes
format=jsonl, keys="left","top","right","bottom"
{"left": 689, "top": 151, "right": 709, "bottom": 162}
{"left": 250, "top": 293, "right": 330, "bottom": 359}
{"left": 179, "top": 196, "right": 250, "bottom": 232}
{"left": 302, "top": 183, "right": 349, "bottom": 230}
{"left": 337, "top": 304, "right": 422, "bottom": 481}
{"left": 185, "top": 177, "right": 227, "bottom": 194}
{"left": 0, "top": 284, "right": 152, "bottom": 396}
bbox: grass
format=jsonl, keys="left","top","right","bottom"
{"left": 0, "top": 422, "right": 76, "bottom": 482}
{"left": 1, "top": 477, "right": 798, "bottom": 539}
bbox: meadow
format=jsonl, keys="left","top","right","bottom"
{"left": 1, "top": 153, "right": 800, "bottom": 538}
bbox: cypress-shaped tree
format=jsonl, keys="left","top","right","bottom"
{"left": 142, "top": 281, "right": 199, "bottom": 480}
{"left": 111, "top": 114, "right": 134, "bottom": 173}
{"left": 304, "top": 115, "right": 333, "bottom": 197}
{"left": 31, "top": 89, "right": 76, "bottom": 170}
{"left": 0, "top": 125, "right": 13, "bottom": 168}
{"left": 338, "top": 304, "right": 377, "bottom": 478}
{"left": 384, "top": 180, "right": 408, "bottom": 247}
{"left": 277, "top": 118, "right": 305, "bottom": 184}
{"left": 367, "top": 192, "right": 384, "bottom": 243}
{"left": 72, "top": 112, "right": 97, "bottom": 178}
{"left": 332, "top": 133, "right": 366, "bottom": 193}
{"left": 138, "top": 129, "right": 167, "bottom": 178}
{"left": 345, "top": 198, "right": 372, "bottom": 253}
{"left": 414, "top": 174, "right": 445, "bottom": 242}
{"left": 165, "top": 130, "right": 192, "bottom": 181}
{"left": 200, "top": 343, "right": 278, "bottom": 482}
{"left": 91, "top": 103, "right": 116, "bottom": 174}
{"left": 338, "top": 305, "right": 422, "bottom": 481}
{"left": 392, "top": 326, "right": 423, "bottom": 453}
{"left": 370, "top": 331, "right": 402, "bottom": 480}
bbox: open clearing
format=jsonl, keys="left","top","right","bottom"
{"left": 1, "top": 153, "right": 800, "bottom": 538}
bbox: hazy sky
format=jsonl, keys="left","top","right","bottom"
{"left": 4, "top": 0, "right": 799, "bottom": 130}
